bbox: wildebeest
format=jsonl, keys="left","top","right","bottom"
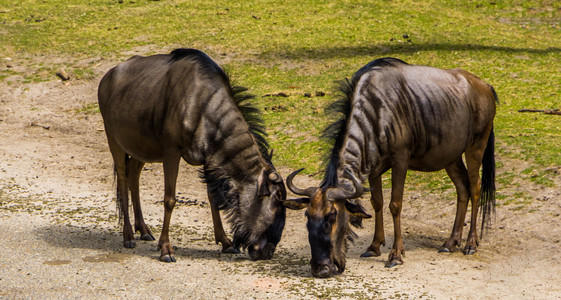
{"left": 98, "top": 49, "right": 287, "bottom": 262}
{"left": 284, "top": 58, "right": 497, "bottom": 278}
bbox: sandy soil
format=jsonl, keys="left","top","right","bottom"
{"left": 1, "top": 55, "right": 560, "bottom": 299}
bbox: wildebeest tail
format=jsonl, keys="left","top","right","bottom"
{"left": 479, "top": 127, "right": 496, "bottom": 238}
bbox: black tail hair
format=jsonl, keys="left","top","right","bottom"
{"left": 479, "top": 127, "right": 496, "bottom": 238}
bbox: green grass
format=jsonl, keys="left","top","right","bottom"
{"left": 1, "top": 0, "right": 560, "bottom": 188}
{"left": 74, "top": 102, "right": 100, "bottom": 115}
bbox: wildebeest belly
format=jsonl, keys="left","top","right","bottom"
{"left": 108, "top": 125, "right": 167, "bottom": 162}
{"left": 408, "top": 152, "right": 461, "bottom": 171}
{"left": 407, "top": 137, "right": 469, "bottom": 171}
{"left": 403, "top": 101, "right": 473, "bottom": 172}
{"left": 102, "top": 100, "right": 174, "bottom": 163}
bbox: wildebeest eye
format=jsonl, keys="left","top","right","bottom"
{"left": 326, "top": 210, "right": 337, "bottom": 224}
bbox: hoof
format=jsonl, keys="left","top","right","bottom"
{"left": 123, "top": 240, "right": 136, "bottom": 249}
{"left": 222, "top": 246, "right": 241, "bottom": 254}
{"left": 360, "top": 250, "right": 380, "bottom": 258}
{"left": 140, "top": 233, "right": 155, "bottom": 241}
{"left": 463, "top": 248, "right": 476, "bottom": 255}
{"left": 438, "top": 247, "right": 451, "bottom": 253}
{"left": 385, "top": 260, "right": 403, "bottom": 268}
{"left": 160, "top": 254, "right": 177, "bottom": 263}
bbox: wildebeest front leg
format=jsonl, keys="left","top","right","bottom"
{"left": 441, "top": 159, "right": 470, "bottom": 253}
{"left": 208, "top": 190, "right": 240, "bottom": 254}
{"left": 158, "top": 155, "right": 180, "bottom": 263}
{"left": 361, "top": 175, "right": 385, "bottom": 257}
{"left": 126, "top": 157, "right": 155, "bottom": 241}
{"left": 387, "top": 163, "right": 407, "bottom": 268}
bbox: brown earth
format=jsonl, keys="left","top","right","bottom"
{"left": 1, "top": 55, "right": 560, "bottom": 299}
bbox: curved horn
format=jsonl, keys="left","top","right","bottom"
{"left": 345, "top": 169, "right": 364, "bottom": 199}
{"left": 327, "top": 169, "right": 364, "bottom": 201}
{"left": 286, "top": 168, "right": 316, "bottom": 198}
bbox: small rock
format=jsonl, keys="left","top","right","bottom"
{"left": 56, "top": 69, "right": 70, "bottom": 81}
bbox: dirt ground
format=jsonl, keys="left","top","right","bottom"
{"left": 1, "top": 55, "right": 560, "bottom": 299}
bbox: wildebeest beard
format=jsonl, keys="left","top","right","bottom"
{"left": 332, "top": 202, "right": 362, "bottom": 273}
{"left": 231, "top": 186, "right": 286, "bottom": 255}
{"left": 201, "top": 166, "right": 285, "bottom": 253}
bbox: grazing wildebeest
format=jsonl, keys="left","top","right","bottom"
{"left": 283, "top": 57, "right": 497, "bottom": 277}
{"left": 98, "top": 49, "right": 287, "bottom": 262}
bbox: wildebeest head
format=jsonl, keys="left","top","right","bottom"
{"left": 282, "top": 169, "right": 371, "bottom": 278}
{"left": 222, "top": 161, "right": 287, "bottom": 261}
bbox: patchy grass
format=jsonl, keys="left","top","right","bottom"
{"left": 75, "top": 102, "right": 100, "bottom": 115}
{"left": 1, "top": 0, "right": 560, "bottom": 207}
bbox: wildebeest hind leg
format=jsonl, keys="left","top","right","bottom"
{"left": 441, "top": 158, "right": 470, "bottom": 253}
{"left": 126, "top": 157, "right": 155, "bottom": 241}
{"left": 208, "top": 190, "right": 239, "bottom": 254}
{"left": 361, "top": 175, "right": 385, "bottom": 257}
{"left": 107, "top": 135, "right": 135, "bottom": 248}
{"left": 463, "top": 144, "right": 486, "bottom": 255}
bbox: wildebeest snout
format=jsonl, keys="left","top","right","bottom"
{"left": 248, "top": 240, "right": 276, "bottom": 261}
{"left": 311, "top": 259, "right": 338, "bottom": 278}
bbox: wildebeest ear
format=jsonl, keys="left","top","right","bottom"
{"left": 259, "top": 173, "right": 271, "bottom": 197}
{"left": 281, "top": 198, "right": 310, "bottom": 210}
{"left": 344, "top": 200, "right": 372, "bottom": 219}
{"left": 268, "top": 171, "right": 282, "bottom": 183}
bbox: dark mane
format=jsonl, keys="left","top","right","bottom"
{"left": 362, "top": 57, "right": 408, "bottom": 69}
{"left": 170, "top": 48, "right": 270, "bottom": 160}
{"left": 231, "top": 86, "right": 270, "bottom": 160}
{"left": 321, "top": 57, "right": 407, "bottom": 190}
{"left": 320, "top": 78, "right": 353, "bottom": 190}
{"left": 170, "top": 48, "right": 229, "bottom": 82}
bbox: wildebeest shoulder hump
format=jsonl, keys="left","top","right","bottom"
{"left": 168, "top": 48, "right": 227, "bottom": 81}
